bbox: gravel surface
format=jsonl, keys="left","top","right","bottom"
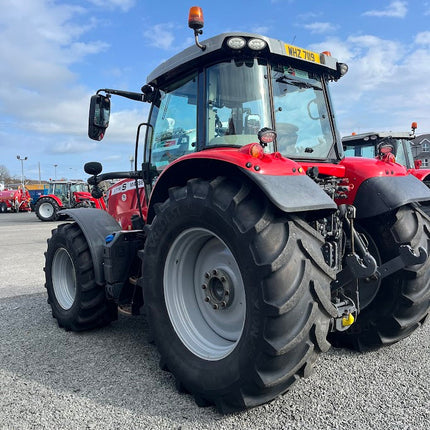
{"left": 0, "top": 212, "right": 429, "bottom": 429}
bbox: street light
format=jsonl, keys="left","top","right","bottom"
{"left": 16, "top": 155, "right": 28, "bottom": 186}
{"left": 53, "top": 164, "right": 58, "bottom": 180}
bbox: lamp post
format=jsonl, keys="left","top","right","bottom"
{"left": 16, "top": 155, "right": 28, "bottom": 186}
{"left": 53, "top": 164, "right": 58, "bottom": 180}
{"left": 129, "top": 155, "right": 134, "bottom": 170}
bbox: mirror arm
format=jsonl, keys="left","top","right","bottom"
{"left": 88, "top": 170, "right": 142, "bottom": 186}
{"left": 97, "top": 88, "right": 146, "bottom": 102}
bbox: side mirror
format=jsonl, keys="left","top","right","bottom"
{"left": 88, "top": 94, "right": 111, "bottom": 141}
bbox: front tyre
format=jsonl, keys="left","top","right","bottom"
{"left": 331, "top": 205, "right": 430, "bottom": 351}
{"left": 36, "top": 197, "right": 60, "bottom": 221}
{"left": 142, "top": 177, "right": 335, "bottom": 412}
{"left": 45, "top": 223, "right": 117, "bottom": 331}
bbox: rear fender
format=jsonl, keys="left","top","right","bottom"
{"left": 353, "top": 175, "right": 430, "bottom": 218}
{"left": 147, "top": 157, "right": 337, "bottom": 223}
{"left": 60, "top": 208, "right": 121, "bottom": 285}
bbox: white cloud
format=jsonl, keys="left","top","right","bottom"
{"left": 363, "top": 1, "right": 408, "bottom": 18}
{"left": 51, "top": 139, "right": 96, "bottom": 154}
{"left": 311, "top": 32, "right": 430, "bottom": 134}
{"left": 143, "top": 23, "right": 176, "bottom": 50}
{"left": 304, "top": 22, "right": 336, "bottom": 34}
{"left": 0, "top": 0, "right": 109, "bottom": 125}
{"left": 415, "top": 31, "right": 430, "bottom": 45}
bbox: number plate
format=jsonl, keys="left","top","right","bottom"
{"left": 285, "top": 44, "right": 321, "bottom": 64}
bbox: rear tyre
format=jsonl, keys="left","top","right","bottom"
{"left": 0, "top": 202, "right": 7, "bottom": 213}
{"left": 142, "top": 177, "right": 335, "bottom": 412}
{"left": 44, "top": 222, "right": 117, "bottom": 331}
{"left": 330, "top": 205, "right": 430, "bottom": 351}
{"left": 36, "top": 197, "right": 60, "bottom": 221}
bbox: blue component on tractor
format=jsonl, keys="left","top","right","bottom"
{"left": 105, "top": 234, "right": 115, "bottom": 244}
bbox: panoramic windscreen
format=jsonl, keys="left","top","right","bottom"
{"left": 205, "top": 59, "right": 273, "bottom": 149}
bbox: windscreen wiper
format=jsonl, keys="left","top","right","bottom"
{"left": 275, "top": 74, "right": 322, "bottom": 90}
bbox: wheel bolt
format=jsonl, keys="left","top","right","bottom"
{"left": 202, "top": 284, "right": 207, "bottom": 290}
{"left": 220, "top": 276, "right": 226, "bottom": 283}
{"left": 212, "top": 304, "right": 218, "bottom": 310}
{"left": 204, "top": 297, "right": 210, "bottom": 302}
{"left": 221, "top": 301, "right": 226, "bottom": 307}
{"left": 204, "top": 272, "right": 210, "bottom": 279}
{"left": 225, "top": 291, "right": 229, "bottom": 296}
{"left": 212, "top": 269, "right": 218, "bottom": 276}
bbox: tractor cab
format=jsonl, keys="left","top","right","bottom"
{"left": 87, "top": 9, "right": 349, "bottom": 205}
{"left": 342, "top": 122, "right": 430, "bottom": 185}
{"left": 342, "top": 126, "right": 417, "bottom": 169}
{"left": 48, "top": 181, "right": 90, "bottom": 205}
{"left": 146, "top": 52, "right": 343, "bottom": 171}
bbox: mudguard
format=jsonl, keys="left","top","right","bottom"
{"left": 243, "top": 169, "right": 337, "bottom": 212}
{"left": 60, "top": 208, "right": 121, "bottom": 285}
{"left": 354, "top": 175, "right": 430, "bottom": 218}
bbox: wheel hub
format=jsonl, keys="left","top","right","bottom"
{"left": 202, "top": 269, "right": 233, "bottom": 310}
{"left": 164, "top": 227, "right": 246, "bottom": 360}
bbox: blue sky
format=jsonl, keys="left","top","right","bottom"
{"left": 1, "top": 0, "right": 430, "bottom": 181}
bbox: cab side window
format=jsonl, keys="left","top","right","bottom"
{"left": 149, "top": 74, "right": 198, "bottom": 170}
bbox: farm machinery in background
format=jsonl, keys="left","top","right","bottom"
{"left": 342, "top": 122, "right": 430, "bottom": 184}
{"left": 0, "top": 185, "right": 31, "bottom": 213}
{"left": 42, "top": 7, "right": 430, "bottom": 413}
{"left": 34, "top": 180, "right": 106, "bottom": 221}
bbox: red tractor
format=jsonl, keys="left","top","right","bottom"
{"left": 35, "top": 180, "right": 106, "bottom": 221}
{"left": 342, "top": 122, "right": 430, "bottom": 185}
{"left": 43, "top": 7, "right": 430, "bottom": 413}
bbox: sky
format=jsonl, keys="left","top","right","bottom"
{"left": 1, "top": 0, "right": 430, "bottom": 181}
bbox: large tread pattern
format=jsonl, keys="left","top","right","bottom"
{"left": 143, "top": 176, "right": 336, "bottom": 412}
{"left": 45, "top": 222, "right": 117, "bottom": 331}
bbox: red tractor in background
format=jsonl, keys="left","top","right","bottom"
{"left": 0, "top": 186, "right": 31, "bottom": 213}
{"left": 35, "top": 180, "right": 106, "bottom": 221}
{"left": 342, "top": 122, "right": 430, "bottom": 185}
{"left": 43, "top": 7, "right": 430, "bottom": 413}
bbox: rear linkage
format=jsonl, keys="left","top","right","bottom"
{"left": 330, "top": 204, "right": 427, "bottom": 331}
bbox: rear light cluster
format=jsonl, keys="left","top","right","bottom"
{"left": 226, "top": 37, "right": 267, "bottom": 51}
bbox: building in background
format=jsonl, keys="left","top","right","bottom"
{"left": 411, "top": 134, "right": 430, "bottom": 167}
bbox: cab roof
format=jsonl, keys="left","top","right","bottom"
{"left": 342, "top": 131, "right": 415, "bottom": 144}
{"left": 146, "top": 32, "right": 342, "bottom": 87}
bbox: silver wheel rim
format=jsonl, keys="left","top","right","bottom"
{"left": 164, "top": 228, "right": 246, "bottom": 361}
{"left": 39, "top": 202, "right": 54, "bottom": 218}
{"left": 52, "top": 248, "right": 76, "bottom": 310}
